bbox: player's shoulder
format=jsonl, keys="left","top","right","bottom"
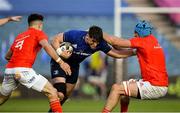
{"left": 31, "top": 29, "right": 47, "bottom": 37}
{"left": 66, "top": 29, "right": 87, "bottom": 34}
{"left": 15, "top": 29, "right": 28, "bottom": 39}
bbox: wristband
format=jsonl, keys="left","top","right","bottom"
{"left": 56, "top": 57, "right": 61, "bottom": 63}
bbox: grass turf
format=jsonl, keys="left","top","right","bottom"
{"left": 0, "top": 98, "right": 180, "bottom": 112}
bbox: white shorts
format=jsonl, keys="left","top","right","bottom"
{"left": 136, "top": 80, "right": 168, "bottom": 99}
{"left": 0, "top": 68, "right": 48, "bottom": 96}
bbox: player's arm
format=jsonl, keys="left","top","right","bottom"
{"left": 51, "top": 33, "right": 64, "bottom": 50}
{"left": 39, "top": 39, "right": 71, "bottom": 75}
{"left": 0, "top": 16, "right": 22, "bottom": 26}
{"left": 106, "top": 48, "right": 136, "bottom": 58}
{"left": 103, "top": 32, "right": 131, "bottom": 48}
{"left": 5, "top": 49, "right": 13, "bottom": 61}
{"left": 51, "top": 33, "right": 71, "bottom": 59}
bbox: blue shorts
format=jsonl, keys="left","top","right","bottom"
{"left": 50, "top": 59, "right": 79, "bottom": 84}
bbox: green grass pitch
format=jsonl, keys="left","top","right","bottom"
{"left": 0, "top": 98, "right": 180, "bottom": 112}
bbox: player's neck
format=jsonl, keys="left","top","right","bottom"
{"left": 29, "top": 26, "right": 42, "bottom": 31}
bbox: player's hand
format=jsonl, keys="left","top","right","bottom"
{"left": 60, "top": 50, "right": 72, "bottom": 59}
{"left": 59, "top": 60, "right": 72, "bottom": 75}
{"left": 9, "top": 16, "right": 22, "bottom": 22}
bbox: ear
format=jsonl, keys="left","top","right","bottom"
{"left": 38, "top": 23, "right": 43, "bottom": 29}
{"left": 134, "top": 32, "right": 139, "bottom": 37}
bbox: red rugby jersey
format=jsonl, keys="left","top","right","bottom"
{"left": 130, "top": 35, "right": 168, "bottom": 86}
{"left": 6, "top": 28, "right": 48, "bottom": 68}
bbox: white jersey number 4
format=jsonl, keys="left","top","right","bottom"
{"left": 15, "top": 40, "right": 24, "bottom": 50}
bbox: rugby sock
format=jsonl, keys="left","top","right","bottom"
{"left": 121, "top": 102, "right": 129, "bottom": 113}
{"left": 102, "top": 107, "right": 110, "bottom": 113}
{"left": 50, "top": 99, "right": 62, "bottom": 113}
{"left": 48, "top": 97, "right": 68, "bottom": 113}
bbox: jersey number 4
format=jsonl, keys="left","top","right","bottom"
{"left": 15, "top": 40, "right": 24, "bottom": 50}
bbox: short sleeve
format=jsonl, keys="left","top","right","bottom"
{"left": 99, "top": 40, "right": 112, "bottom": 53}
{"left": 130, "top": 37, "right": 143, "bottom": 48}
{"left": 37, "top": 31, "right": 48, "bottom": 42}
{"left": 63, "top": 30, "right": 77, "bottom": 43}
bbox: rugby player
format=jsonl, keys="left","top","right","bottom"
{"left": 48, "top": 25, "right": 136, "bottom": 112}
{"left": 0, "top": 13, "right": 71, "bottom": 112}
{"left": 102, "top": 20, "right": 168, "bottom": 113}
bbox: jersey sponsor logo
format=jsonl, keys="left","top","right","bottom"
{"left": 73, "top": 51, "right": 91, "bottom": 56}
{"left": 154, "top": 44, "right": 162, "bottom": 49}
{"left": 15, "top": 35, "right": 30, "bottom": 42}
{"left": 53, "top": 70, "right": 59, "bottom": 75}
{"left": 28, "top": 76, "right": 35, "bottom": 83}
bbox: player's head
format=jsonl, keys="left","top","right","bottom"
{"left": 134, "top": 20, "right": 153, "bottom": 37}
{"left": 28, "top": 13, "right": 44, "bottom": 30}
{"left": 86, "top": 25, "right": 103, "bottom": 49}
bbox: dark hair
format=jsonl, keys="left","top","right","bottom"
{"left": 88, "top": 25, "right": 103, "bottom": 42}
{"left": 28, "top": 13, "right": 44, "bottom": 25}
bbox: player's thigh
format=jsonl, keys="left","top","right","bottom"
{"left": 128, "top": 81, "right": 138, "bottom": 97}
{"left": 137, "top": 80, "right": 168, "bottom": 99}
{"left": 122, "top": 80, "right": 138, "bottom": 98}
{"left": 17, "top": 69, "right": 48, "bottom": 92}
{"left": 65, "top": 65, "right": 79, "bottom": 96}
{"left": 1, "top": 73, "right": 18, "bottom": 96}
{"left": 50, "top": 59, "right": 66, "bottom": 83}
{"left": 31, "top": 75, "right": 48, "bottom": 92}
{"left": 66, "top": 64, "right": 79, "bottom": 84}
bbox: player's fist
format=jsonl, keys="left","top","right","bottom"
{"left": 60, "top": 50, "right": 72, "bottom": 59}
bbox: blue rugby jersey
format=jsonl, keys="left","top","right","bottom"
{"left": 61, "top": 30, "right": 111, "bottom": 65}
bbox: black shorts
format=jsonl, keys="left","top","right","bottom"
{"left": 50, "top": 59, "right": 79, "bottom": 84}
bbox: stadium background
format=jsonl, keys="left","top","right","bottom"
{"left": 0, "top": 0, "right": 180, "bottom": 112}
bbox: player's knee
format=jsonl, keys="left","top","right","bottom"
{"left": 53, "top": 83, "right": 66, "bottom": 101}
{"left": 48, "top": 87, "right": 58, "bottom": 99}
{"left": 112, "top": 83, "right": 120, "bottom": 91}
{"left": 57, "top": 92, "right": 64, "bottom": 101}
{"left": 111, "top": 83, "right": 124, "bottom": 94}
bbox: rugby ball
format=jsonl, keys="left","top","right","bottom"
{"left": 59, "top": 42, "right": 73, "bottom": 52}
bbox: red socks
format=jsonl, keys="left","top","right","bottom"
{"left": 121, "top": 102, "right": 128, "bottom": 113}
{"left": 50, "top": 99, "right": 62, "bottom": 113}
{"left": 102, "top": 107, "right": 110, "bottom": 113}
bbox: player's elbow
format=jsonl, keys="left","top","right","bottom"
{"left": 51, "top": 37, "right": 59, "bottom": 48}
{"left": 50, "top": 38, "right": 56, "bottom": 46}
{"left": 5, "top": 56, "right": 10, "bottom": 61}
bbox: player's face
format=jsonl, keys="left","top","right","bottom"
{"left": 85, "top": 35, "right": 99, "bottom": 49}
